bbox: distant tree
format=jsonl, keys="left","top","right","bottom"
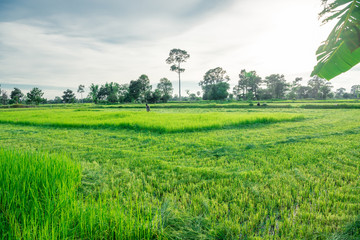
{"left": 98, "top": 82, "right": 120, "bottom": 103}
{"left": 26, "top": 87, "right": 44, "bottom": 105}
{"left": 89, "top": 84, "right": 100, "bottom": 104}
{"left": 199, "top": 67, "right": 230, "bottom": 100}
{"left": 233, "top": 70, "right": 262, "bottom": 100}
{"left": 146, "top": 89, "right": 162, "bottom": 103}
{"left": 118, "top": 84, "right": 130, "bottom": 103}
{"left": 257, "top": 88, "right": 273, "bottom": 100}
{"left": 335, "top": 87, "right": 346, "bottom": 99}
{"left": 351, "top": 85, "right": 360, "bottom": 98}
{"left": 10, "top": 88, "right": 23, "bottom": 104}
{"left": 296, "top": 86, "right": 312, "bottom": 99}
{"left": 138, "top": 74, "right": 152, "bottom": 102}
{"left": 264, "top": 74, "right": 289, "bottom": 99}
{"left": 0, "top": 85, "right": 8, "bottom": 105}
{"left": 62, "top": 89, "right": 76, "bottom": 103}
{"left": 157, "top": 77, "right": 173, "bottom": 102}
{"left": 343, "top": 92, "right": 352, "bottom": 99}
{"left": 307, "top": 76, "right": 332, "bottom": 99}
{"left": 129, "top": 80, "right": 142, "bottom": 102}
{"left": 287, "top": 77, "right": 303, "bottom": 100}
{"left": 319, "top": 84, "right": 333, "bottom": 99}
{"left": 172, "top": 94, "right": 179, "bottom": 101}
{"left": 166, "top": 49, "right": 190, "bottom": 101}
{"left": 77, "top": 84, "right": 85, "bottom": 103}
{"left": 129, "top": 75, "right": 152, "bottom": 102}
{"left": 53, "top": 96, "right": 63, "bottom": 103}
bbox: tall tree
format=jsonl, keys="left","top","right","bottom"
{"left": 287, "top": 77, "right": 303, "bottom": 100}
{"left": 10, "top": 88, "right": 23, "bottom": 104}
{"left": 89, "top": 84, "right": 100, "bottom": 104}
{"left": 312, "top": 0, "right": 360, "bottom": 80}
{"left": 128, "top": 75, "right": 151, "bottom": 102}
{"left": 351, "top": 84, "right": 360, "bottom": 98}
{"left": 138, "top": 74, "right": 152, "bottom": 102}
{"left": 62, "top": 89, "right": 76, "bottom": 103}
{"left": 27, "top": 87, "right": 44, "bottom": 105}
{"left": 129, "top": 80, "right": 142, "bottom": 102}
{"left": 157, "top": 77, "right": 173, "bottom": 103}
{"left": 199, "top": 67, "right": 230, "bottom": 100}
{"left": 307, "top": 76, "right": 333, "bottom": 99}
{"left": 0, "top": 85, "right": 8, "bottom": 105}
{"left": 1, "top": 91, "right": 8, "bottom": 105}
{"left": 98, "top": 82, "right": 120, "bottom": 103}
{"left": 166, "top": 49, "right": 190, "bottom": 101}
{"left": 77, "top": 84, "right": 85, "bottom": 103}
{"left": 264, "top": 74, "right": 289, "bottom": 99}
{"left": 118, "top": 84, "right": 130, "bottom": 103}
{"left": 233, "top": 70, "right": 262, "bottom": 100}
{"left": 335, "top": 87, "right": 346, "bottom": 98}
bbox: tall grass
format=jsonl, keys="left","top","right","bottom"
{"left": 0, "top": 149, "right": 81, "bottom": 239}
{"left": 0, "top": 109, "right": 303, "bottom": 132}
{"left": 0, "top": 149, "right": 161, "bottom": 239}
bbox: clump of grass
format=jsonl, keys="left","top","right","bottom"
{"left": 0, "top": 148, "right": 81, "bottom": 239}
{"left": 331, "top": 216, "right": 360, "bottom": 240}
{"left": 0, "top": 149, "right": 161, "bottom": 239}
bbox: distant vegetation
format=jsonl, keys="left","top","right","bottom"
{"left": 1, "top": 76, "right": 359, "bottom": 106}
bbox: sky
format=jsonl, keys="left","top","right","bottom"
{"left": 1, "top": 0, "right": 359, "bottom": 99}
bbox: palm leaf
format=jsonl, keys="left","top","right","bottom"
{"left": 311, "top": 0, "right": 360, "bottom": 80}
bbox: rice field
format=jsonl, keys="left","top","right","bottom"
{"left": 0, "top": 105, "right": 359, "bottom": 239}
{"left": 0, "top": 109, "right": 303, "bottom": 132}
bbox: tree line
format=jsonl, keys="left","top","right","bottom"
{"left": 1, "top": 48, "right": 359, "bottom": 105}
{"left": 1, "top": 73, "right": 359, "bottom": 105}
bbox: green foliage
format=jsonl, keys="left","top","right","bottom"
{"left": 233, "top": 69, "right": 262, "bottom": 100}
{"left": 264, "top": 74, "right": 289, "bottom": 99}
{"left": 312, "top": 0, "right": 360, "bottom": 79}
{"left": 26, "top": 87, "right": 44, "bottom": 105}
{"left": 10, "top": 88, "right": 23, "bottom": 104}
{"left": 0, "top": 86, "right": 9, "bottom": 105}
{"left": 62, "top": 89, "right": 76, "bottom": 103}
{"left": 98, "top": 82, "right": 120, "bottom": 103}
{"left": 89, "top": 84, "right": 100, "bottom": 104}
{"left": 129, "top": 74, "right": 152, "bottom": 103}
{"left": 157, "top": 77, "right": 173, "bottom": 102}
{"left": 166, "top": 49, "right": 190, "bottom": 74}
{"left": 200, "top": 67, "right": 230, "bottom": 100}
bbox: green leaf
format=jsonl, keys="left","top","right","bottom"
{"left": 312, "top": 0, "right": 360, "bottom": 80}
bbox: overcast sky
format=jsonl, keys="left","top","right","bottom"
{"left": 1, "top": 0, "right": 359, "bottom": 99}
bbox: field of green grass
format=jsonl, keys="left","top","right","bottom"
{"left": 0, "top": 105, "right": 359, "bottom": 239}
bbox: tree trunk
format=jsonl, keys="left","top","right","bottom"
{"left": 178, "top": 63, "right": 181, "bottom": 101}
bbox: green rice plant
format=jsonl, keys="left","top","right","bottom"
{"left": 331, "top": 216, "right": 360, "bottom": 240}
{"left": 0, "top": 148, "right": 81, "bottom": 239}
{"left": 0, "top": 148, "right": 162, "bottom": 239}
{"left": 0, "top": 109, "right": 303, "bottom": 133}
